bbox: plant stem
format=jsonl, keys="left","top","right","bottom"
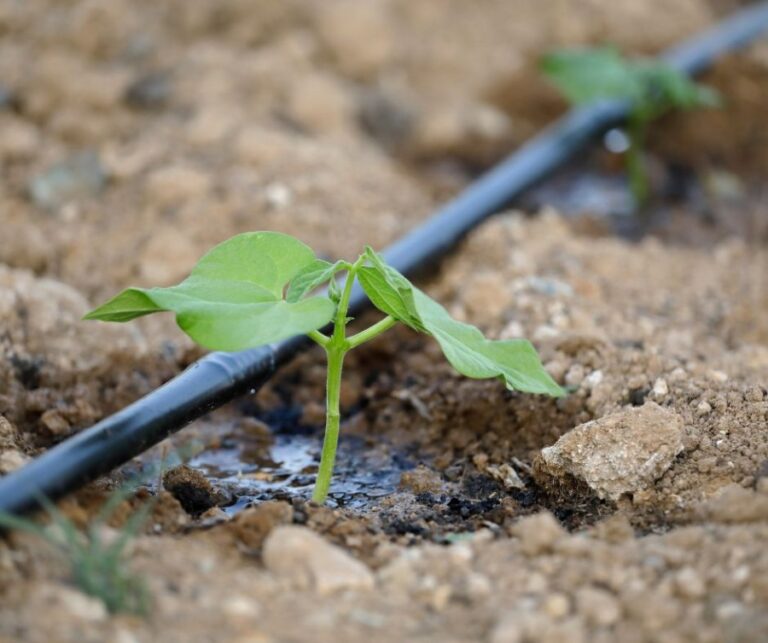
{"left": 312, "top": 345, "right": 344, "bottom": 503}
{"left": 626, "top": 114, "right": 649, "bottom": 208}
{"left": 310, "top": 256, "right": 397, "bottom": 503}
{"left": 347, "top": 315, "right": 396, "bottom": 348}
{"left": 307, "top": 329, "right": 329, "bottom": 347}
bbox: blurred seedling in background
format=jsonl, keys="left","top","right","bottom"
{"left": 85, "top": 232, "right": 564, "bottom": 504}
{"left": 0, "top": 483, "right": 153, "bottom": 615}
{"left": 541, "top": 46, "right": 720, "bottom": 207}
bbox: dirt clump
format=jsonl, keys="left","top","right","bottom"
{"left": 227, "top": 501, "right": 294, "bottom": 551}
{"left": 162, "top": 465, "right": 229, "bottom": 516}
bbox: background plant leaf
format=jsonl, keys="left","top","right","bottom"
{"left": 358, "top": 249, "right": 564, "bottom": 396}
{"left": 541, "top": 47, "right": 643, "bottom": 104}
{"left": 286, "top": 259, "right": 346, "bottom": 303}
{"left": 85, "top": 232, "right": 335, "bottom": 351}
{"left": 541, "top": 46, "right": 720, "bottom": 117}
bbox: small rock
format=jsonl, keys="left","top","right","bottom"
{"left": 652, "top": 378, "right": 669, "bottom": 398}
{"left": 222, "top": 595, "right": 261, "bottom": 619}
{"left": 0, "top": 449, "right": 31, "bottom": 474}
{"left": 696, "top": 400, "right": 713, "bottom": 416}
{"left": 576, "top": 587, "right": 621, "bottom": 626}
{"left": 583, "top": 370, "right": 604, "bottom": 389}
{"left": 263, "top": 526, "right": 374, "bottom": 595}
{"left": 537, "top": 402, "right": 684, "bottom": 501}
{"left": 673, "top": 567, "right": 706, "bottom": 599}
{"left": 564, "top": 364, "right": 586, "bottom": 388}
{"left": 124, "top": 71, "right": 171, "bottom": 109}
{"left": 0, "top": 115, "right": 40, "bottom": 160}
{"left": 40, "top": 409, "right": 72, "bottom": 436}
{"left": 511, "top": 511, "right": 565, "bottom": 556}
{"left": 28, "top": 151, "right": 106, "bottom": 210}
{"left": 54, "top": 585, "right": 108, "bottom": 622}
{"left": 490, "top": 613, "right": 524, "bottom": 643}
{"left": 486, "top": 463, "right": 525, "bottom": 490}
{"left": 543, "top": 592, "right": 571, "bottom": 618}
{"left": 0, "top": 416, "right": 20, "bottom": 449}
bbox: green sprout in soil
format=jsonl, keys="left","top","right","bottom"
{"left": 541, "top": 46, "right": 720, "bottom": 206}
{"left": 84, "top": 232, "right": 564, "bottom": 503}
{"left": 0, "top": 485, "right": 152, "bottom": 615}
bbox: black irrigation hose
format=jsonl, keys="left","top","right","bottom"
{"left": 2, "top": 2, "right": 768, "bottom": 516}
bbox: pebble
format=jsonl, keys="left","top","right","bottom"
{"left": 124, "top": 71, "right": 171, "bottom": 109}
{"left": 511, "top": 512, "right": 565, "bottom": 556}
{"left": 543, "top": 592, "right": 570, "bottom": 618}
{"left": 696, "top": 400, "right": 713, "bottom": 416}
{"left": 55, "top": 586, "right": 108, "bottom": 622}
{"left": 0, "top": 449, "right": 31, "bottom": 474}
{"left": 564, "top": 364, "right": 586, "bottom": 388}
{"left": 652, "top": 378, "right": 669, "bottom": 398}
{"left": 673, "top": 567, "right": 706, "bottom": 599}
{"left": 28, "top": 151, "right": 106, "bottom": 210}
{"left": 576, "top": 587, "right": 621, "bottom": 626}
{"left": 538, "top": 402, "right": 684, "bottom": 501}
{"left": 263, "top": 526, "right": 374, "bottom": 595}
{"left": 222, "top": 595, "right": 261, "bottom": 619}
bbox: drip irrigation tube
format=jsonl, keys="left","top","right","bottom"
{"left": 2, "top": 2, "right": 768, "bottom": 515}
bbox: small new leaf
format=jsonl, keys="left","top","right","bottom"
{"left": 359, "top": 248, "right": 564, "bottom": 396}
{"left": 84, "top": 232, "right": 335, "bottom": 351}
{"left": 286, "top": 259, "right": 346, "bottom": 303}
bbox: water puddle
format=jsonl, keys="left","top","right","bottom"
{"left": 189, "top": 426, "right": 412, "bottom": 514}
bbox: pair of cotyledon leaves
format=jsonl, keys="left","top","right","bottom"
{"left": 85, "top": 232, "right": 564, "bottom": 397}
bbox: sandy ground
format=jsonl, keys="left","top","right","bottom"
{"left": 1, "top": 1, "right": 768, "bottom": 642}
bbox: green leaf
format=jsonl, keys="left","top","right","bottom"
{"left": 358, "top": 248, "right": 564, "bottom": 396}
{"left": 286, "top": 259, "right": 346, "bottom": 303}
{"left": 637, "top": 62, "right": 721, "bottom": 111}
{"left": 85, "top": 232, "right": 335, "bottom": 351}
{"left": 357, "top": 247, "right": 425, "bottom": 332}
{"left": 541, "top": 47, "right": 644, "bottom": 105}
{"left": 542, "top": 46, "right": 720, "bottom": 117}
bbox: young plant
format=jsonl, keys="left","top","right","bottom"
{"left": 85, "top": 232, "right": 564, "bottom": 503}
{"left": 0, "top": 485, "right": 152, "bottom": 615}
{"left": 541, "top": 46, "right": 720, "bottom": 206}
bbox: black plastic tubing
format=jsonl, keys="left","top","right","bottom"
{"left": 2, "top": 2, "right": 767, "bottom": 515}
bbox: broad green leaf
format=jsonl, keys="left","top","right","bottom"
{"left": 359, "top": 248, "right": 564, "bottom": 396}
{"left": 85, "top": 232, "right": 335, "bottom": 351}
{"left": 286, "top": 259, "right": 346, "bottom": 303}
{"left": 541, "top": 47, "right": 643, "bottom": 105}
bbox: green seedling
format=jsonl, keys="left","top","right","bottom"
{"left": 541, "top": 46, "right": 720, "bottom": 206}
{"left": 0, "top": 484, "right": 152, "bottom": 615}
{"left": 85, "top": 232, "right": 564, "bottom": 503}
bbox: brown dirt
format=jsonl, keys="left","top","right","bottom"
{"left": 2, "top": 1, "right": 768, "bottom": 642}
